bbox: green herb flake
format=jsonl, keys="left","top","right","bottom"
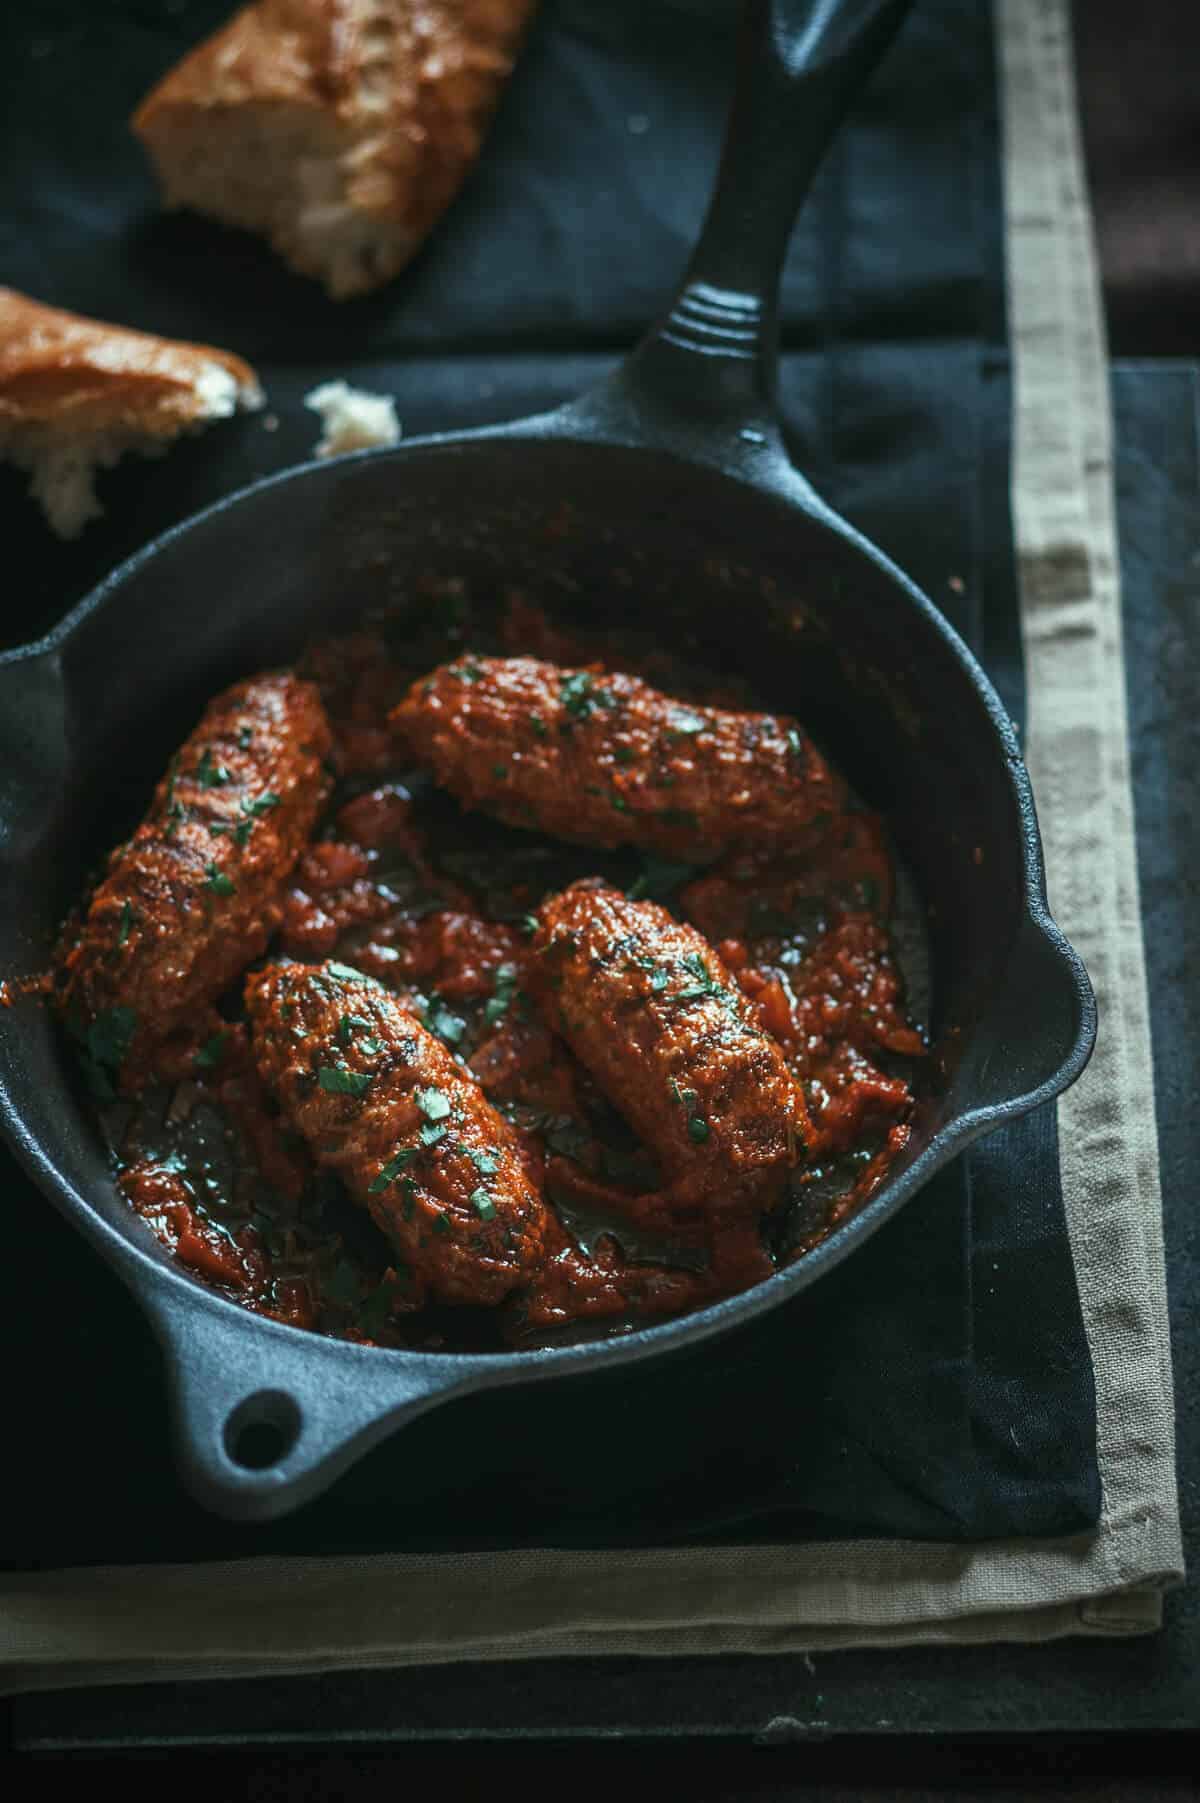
{"left": 432, "top": 1213, "right": 452, "bottom": 1236}
{"left": 559, "top": 670, "right": 613, "bottom": 721}
{"left": 614, "top": 744, "right": 635, "bottom": 765}
{"left": 193, "top": 1031, "right": 228, "bottom": 1071}
{"left": 470, "top": 1188, "right": 497, "bottom": 1221}
{"left": 786, "top": 727, "right": 805, "bottom": 764}
{"left": 415, "top": 1086, "right": 451, "bottom": 1122}
{"left": 419, "top": 1121, "right": 448, "bottom": 1148}
{"left": 452, "top": 658, "right": 484, "bottom": 684}
{"left": 369, "top": 1148, "right": 417, "bottom": 1193}
{"left": 688, "top": 1115, "right": 710, "bottom": 1144}
{"left": 468, "top": 1147, "right": 502, "bottom": 1175}
{"left": 326, "top": 960, "right": 381, "bottom": 987}
{"left": 483, "top": 961, "right": 520, "bottom": 1028}
{"left": 530, "top": 714, "right": 548, "bottom": 740}
{"left": 116, "top": 900, "right": 135, "bottom": 946}
{"left": 668, "top": 710, "right": 705, "bottom": 737}
{"left": 204, "top": 862, "right": 236, "bottom": 897}
{"left": 425, "top": 1000, "right": 466, "bottom": 1047}
{"left": 336, "top": 1012, "right": 371, "bottom": 1046}
{"left": 611, "top": 793, "right": 629, "bottom": 812}
{"left": 521, "top": 913, "right": 539, "bottom": 937}
{"left": 195, "top": 748, "right": 231, "bottom": 788}
{"left": 318, "top": 1066, "right": 373, "bottom": 1097}
{"left": 237, "top": 724, "right": 254, "bottom": 750}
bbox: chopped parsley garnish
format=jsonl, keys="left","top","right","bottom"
{"left": 425, "top": 999, "right": 466, "bottom": 1046}
{"left": 318, "top": 1066, "right": 373, "bottom": 1097}
{"left": 369, "top": 1147, "right": 418, "bottom": 1193}
{"left": 204, "top": 862, "right": 236, "bottom": 896}
{"left": 530, "top": 714, "right": 548, "bottom": 739}
{"left": 559, "top": 670, "right": 614, "bottom": 721}
{"left": 521, "top": 913, "right": 539, "bottom": 937}
{"left": 611, "top": 793, "right": 629, "bottom": 812}
{"left": 432, "top": 1214, "right": 451, "bottom": 1235}
{"left": 452, "top": 658, "right": 484, "bottom": 683}
{"left": 195, "top": 748, "right": 231, "bottom": 788}
{"left": 675, "top": 952, "right": 724, "bottom": 1003}
{"left": 467, "top": 1147, "right": 501, "bottom": 1175}
{"left": 668, "top": 710, "right": 705, "bottom": 736}
{"left": 688, "top": 1116, "right": 711, "bottom": 1143}
{"left": 419, "top": 1121, "right": 448, "bottom": 1147}
{"left": 232, "top": 790, "right": 280, "bottom": 846}
{"left": 786, "top": 727, "right": 805, "bottom": 764}
{"left": 614, "top": 743, "right": 635, "bottom": 765}
{"left": 337, "top": 1013, "right": 371, "bottom": 1045}
{"left": 415, "top": 1086, "right": 451, "bottom": 1122}
{"left": 483, "top": 962, "right": 519, "bottom": 1028}
{"left": 470, "top": 1188, "right": 497, "bottom": 1220}
{"left": 193, "top": 1031, "right": 228, "bottom": 1070}
{"left": 70, "top": 1004, "right": 137, "bottom": 1101}
{"left": 237, "top": 724, "right": 254, "bottom": 750}
{"left": 327, "top": 960, "right": 381, "bottom": 987}
{"left": 117, "top": 900, "right": 135, "bottom": 946}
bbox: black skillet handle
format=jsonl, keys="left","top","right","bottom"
{"left": 140, "top": 1273, "right": 490, "bottom": 1522}
{"left": 566, "top": 0, "right": 913, "bottom": 477}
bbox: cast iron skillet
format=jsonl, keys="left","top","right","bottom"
{"left": 0, "top": 0, "right": 1095, "bottom": 1521}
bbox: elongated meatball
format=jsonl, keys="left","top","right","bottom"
{"left": 392, "top": 655, "right": 843, "bottom": 860}
{"left": 246, "top": 960, "right": 550, "bottom": 1307}
{"left": 530, "top": 881, "right": 811, "bottom": 1223}
{"left": 58, "top": 673, "right": 331, "bottom": 1091}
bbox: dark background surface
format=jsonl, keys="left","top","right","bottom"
{"left": 4, "top": 0, "right": 1199, "bottom": 1786}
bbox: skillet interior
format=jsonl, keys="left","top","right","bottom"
{"left": 0, "top": 434, "right": 1090, "bottom": 1514}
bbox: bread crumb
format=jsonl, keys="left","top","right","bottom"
{"left": 305, "top": 381, "right": 400, "bottom": 460}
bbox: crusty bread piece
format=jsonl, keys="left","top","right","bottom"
{"left": 131, "top": 0, "right": 537, "bottom": 301}
{"left": 0, "top": 288, "right": 262, "bottom": 538}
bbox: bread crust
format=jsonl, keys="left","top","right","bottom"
{"left": 131, "top": 0, "right": 537, "bottom": 297}
{"left": 0, "top": 287, "right": 261, "bottom": 435}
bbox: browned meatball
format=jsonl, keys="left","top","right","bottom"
{"left": 245, "top": 960, "right": 550, "bottom": 1307}
{"left": 57, "top": 673, "right": 332, "bottom": 1091}
{"left": 529, "top": 881, "right": 811, "bottom": 1225}
{"left": 392, "top": 655, "right": 844, "bottom": 861}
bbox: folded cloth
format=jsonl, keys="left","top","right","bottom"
{"left": 0, "top": 0, "right": 1183, "bottom": 1693}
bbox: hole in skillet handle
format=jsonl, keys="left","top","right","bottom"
{"left": 223, "top": 1390, "right": 302, "bottom": 1471}
{"left": 140, "top": 1272, "right": 492, "bottom": 1521}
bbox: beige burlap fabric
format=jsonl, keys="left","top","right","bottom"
{"left": 0, "top": 0, "right": 1183, "bottom": 1693}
